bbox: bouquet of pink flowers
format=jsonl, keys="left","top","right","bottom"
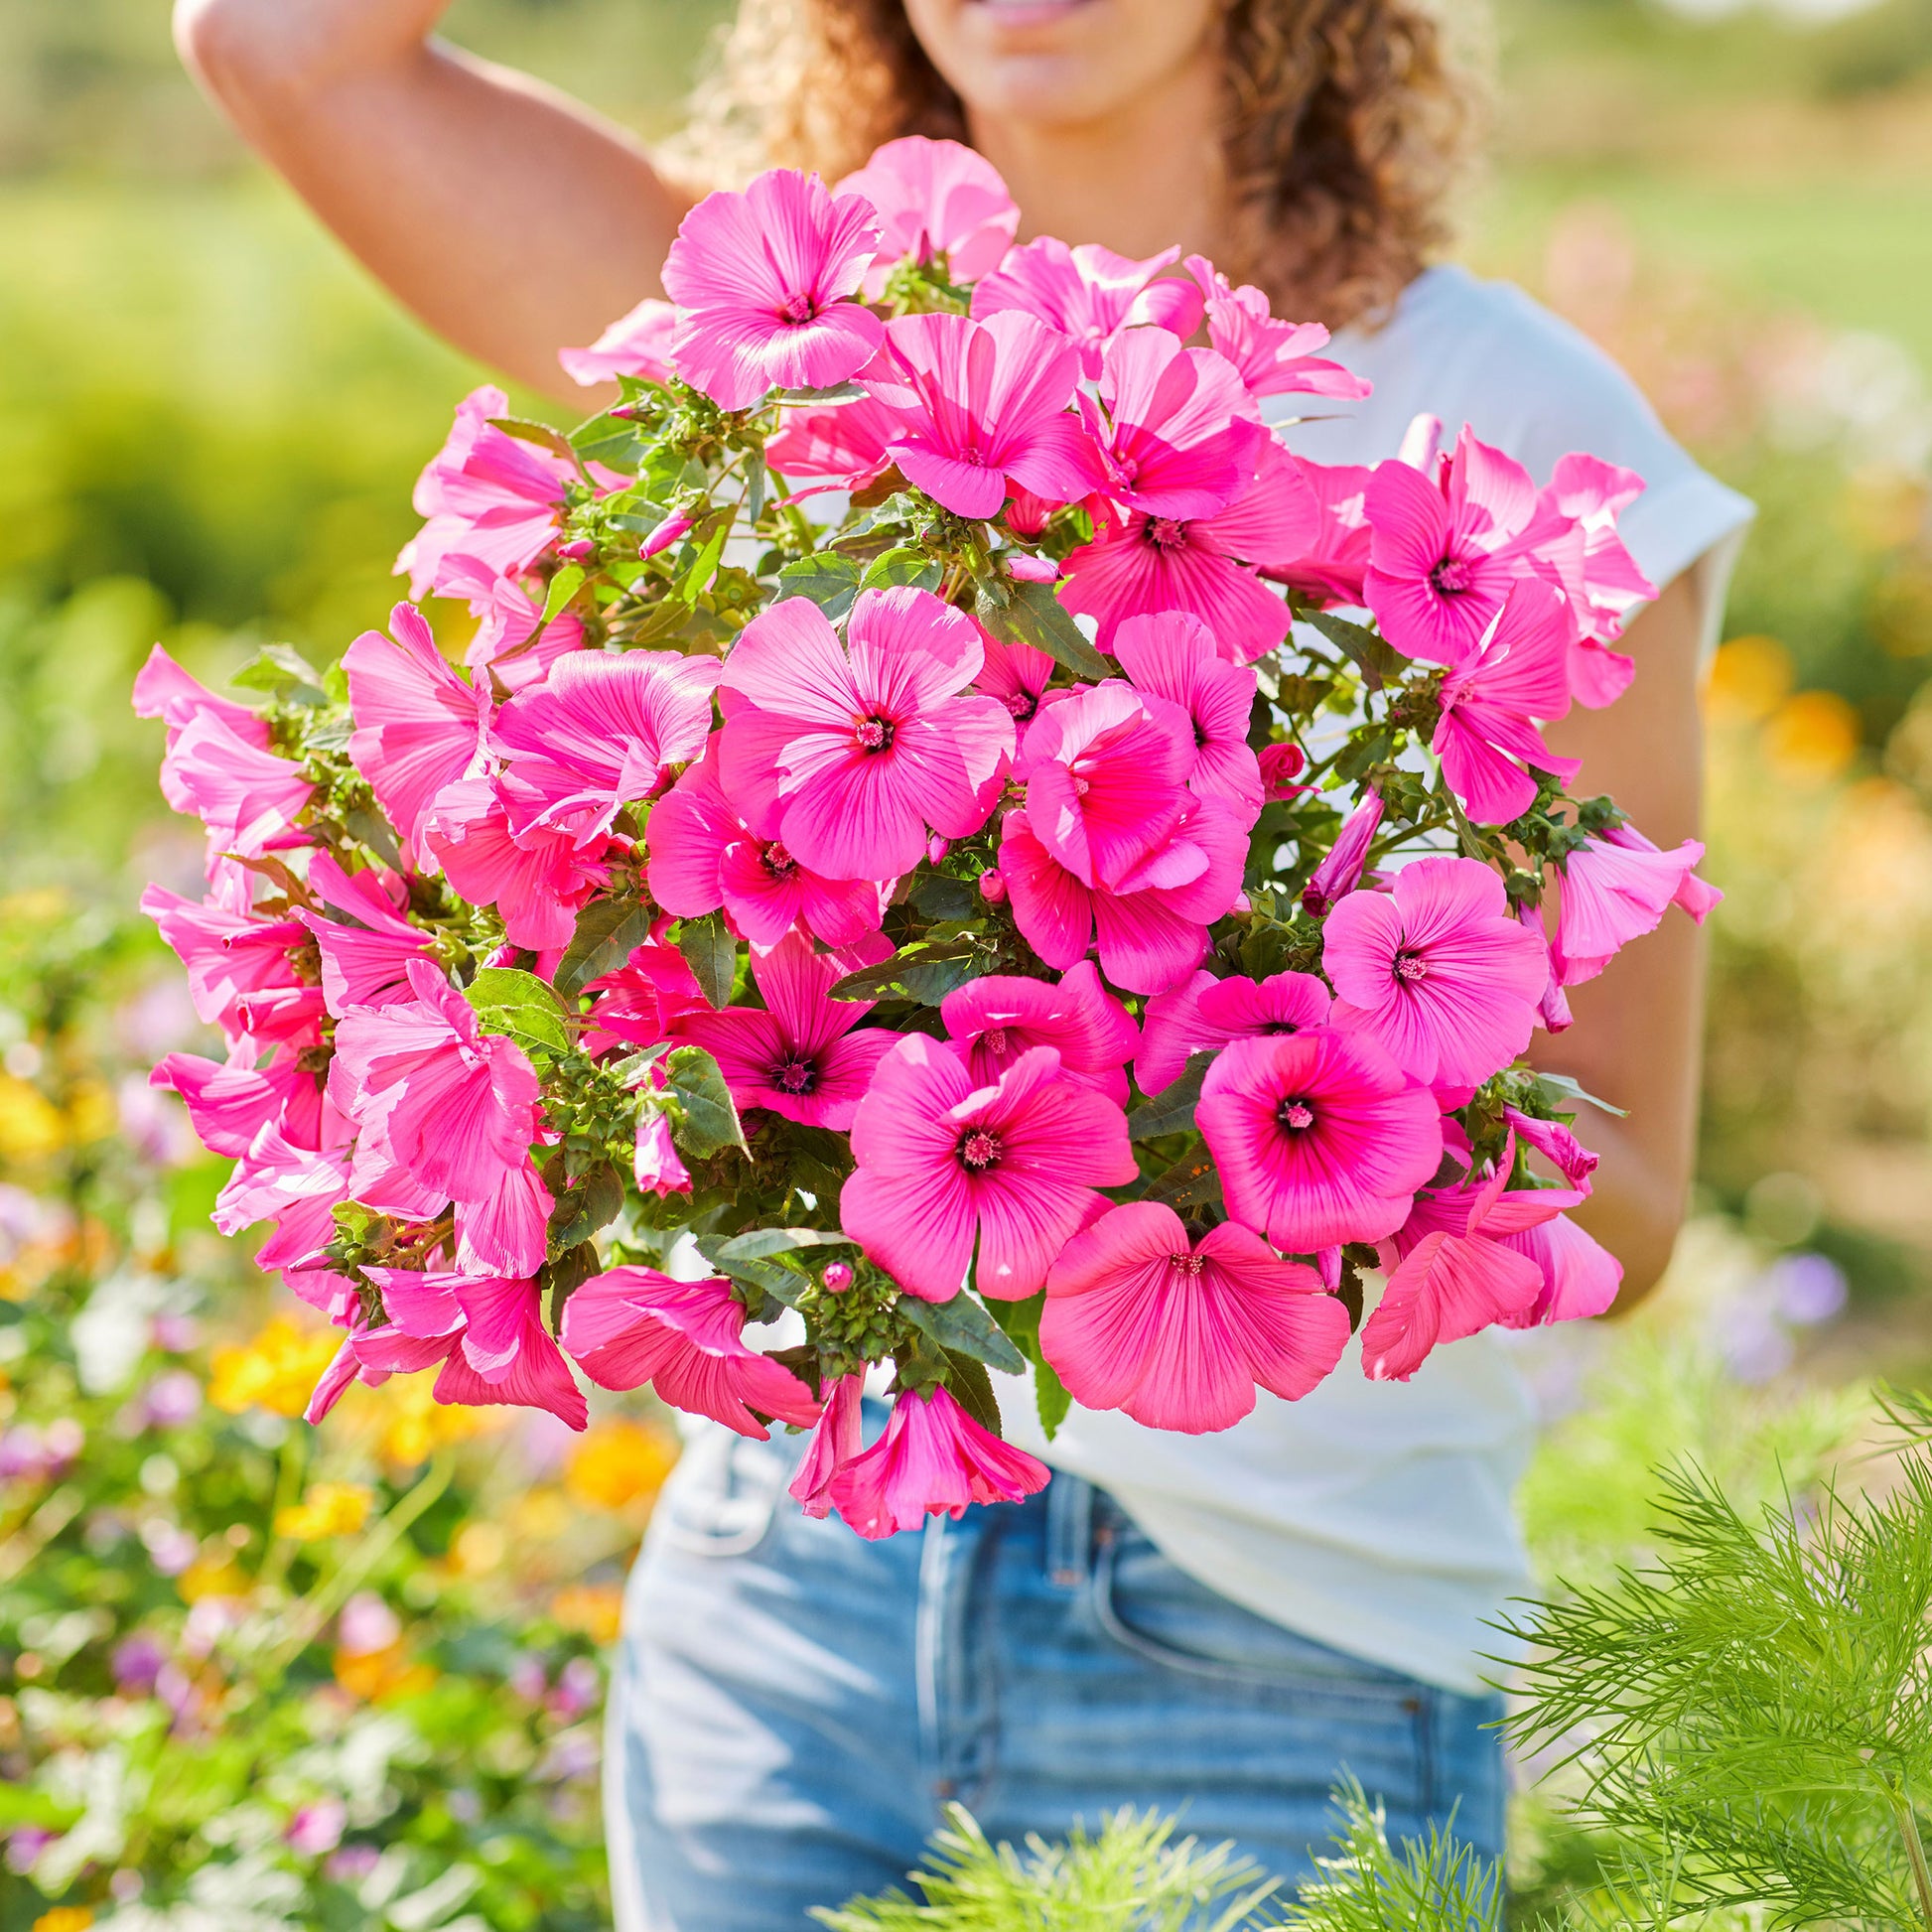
{"left": 135, "top": 138, "right": 1716, "bottom": 1538}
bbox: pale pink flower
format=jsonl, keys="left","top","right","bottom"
{"left": 970, "top": 236, "right": 1189, "bottom": 379}
{"left": 1264, "top": 457, "right": 1377, "bottom": 609}
{"left": 558, "top": 1266, "right": 820, "bottom": 1436}
{"left": 285, "top": 1799, "right": 347, "bottom": 1860}
{"left": 789, "top": 1372, "right": 865, "bottom": 1517}
{"left": 214, "top": 1124, "right": 351, "bottom": 1277}
{"left": 1112, "top": 612, "right": 1264, "bottom": 813}
{"left": 1301, "top": 790, "right": 1385, "bottom": 916}
{"left": 1553, "top": 821, "right": 1720, "bottom": 986}
{"left": 494, "top": 648, "right": 721, "bottom": 849}
{"left": 141, "top": 886, "right": 307, "bottom": 1042}
{"left": 841, "top": 1036, "right": 1136, "bottom": 1303}
{"left": 298, "top": 854, "right": 431, "bottom": 1016}
{"left": 397, "top": 385, "right": 575, "bottom": 600}
{"left": 559, "top": 296, "right": 679, "bottom": 386}
{"left": 1041, "top": 1201, "right": 1350, "bottom": 1432}
{"left": 423, "top": 778, "right": 606, "bottom": 952}
{"left": 676, "top": 932, "right": 897, "bottom": 1130}
{"left": 1538, "top": 453, "right": 1655, "bottom": 703}
{"left": 836, "top": 136, "right": 1020, "bottom": 293}
{"left": 661, "top": 170, "right": 884, "bottom": 410}
{"left": 940, "top": 959, "right": 1139, "bottom": 1105}
{"left": 999, "top": 792, "right": 1247, "bottom": 997}
{"left": 826, "top": 1383, "right": 1048, "bottom": 1540}
{"left": 1181, "top": 255, "right": 1373, "bottom": 403}
{"left": 717, "top": 587, "right": 1014, "bottom": 880}
{"left": 1196, "top": 1028, "right": 1442, "bottom": 1251}
{"left": 455, "top": 1158, "right": 553, "bottom": 1279}
{"left": 646, "top": 739, "right": 887, "bottom": 950}
{"left": 1136, "top": 968, "right": 1332, "bottom": 1095}
{"left": 763, "top": 393, "right": 902, "bottom": 496}
{"left": 1323, "top": 857, "right": 1547, "bottom": 1087}
{"left": 857, "top": 310, "right": 1094, "bottom": 520}
{"left": 632, "top": 1103, "right": 690, "bottom": 1198}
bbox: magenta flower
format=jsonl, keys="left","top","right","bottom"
{"left": 826, "top": 1383, "right": 1049, "bottom": 1540}
{"left": 423, "top": 778, "right": 606, "bottom": 952}
{"left": 999, "top": 795, "right": 1248, "bottom": 997}
{"left": 1302, "top": 789, "right": 1385, "bottom": 916}
{"left": 158, "top": 709, "right": 315, "bottom": 867}
{"left": 133, "top": 644, "right": 270, "bottom": 816}
{"left": 285, "top": 1799, "right": 347, "bottom": 1860}
{"left": 940, "top": 959, "right": 1140, "bottom": 1105}
{"left": 1264, "top": 457, "right": 1378, "bottom": 609}
{"left": 494, "top": 648, "right": 721, "bottom": 850}
{"left": 298, "top": 854, "right": 431, "bottom": 1016}
{"left": 789, "top": 1372, "right": 866, "bottom": 1518}
{"left": 1017, "top": 681, "right": 1196, "bottom": 889}
{"left": 646, "top": 739, "right": 887, "bottom": 950}
{"left": 151, "top": 1051, "right": 324, "bottom": 1160}
{"left": 141, "top": 886, "right": 307, "bottom": 1043}
{"left": 558, "top": 295, "right": 678, "bottom": 386}
{"left": 841, "top": 1035, "right": 1136, "bottom": 1303}
{"left": 632, "top": 1104, "right": 690, "bottom": 1198}
{"left": 1112, "top": 612, "right": 1264, "bottom": 813}
{"left": 1196, "top": 1028, "right": 1443, "bottom": 1251}
{"left": 1493, "top": 1211, "right": 1623, "bottom": 1328}
{"left": 1259, "top": 743, "right": 1309, "bottom": 800}
{"left": 1040, "top": 1201, "right": 1350, "bottom": 1432}
{"left": 1502, "top": 1106, "right": 1599, "bottom": 1190}
{"left": 857, "top": 310, "right": 1094, "bottom": 520}
{"left": 661, "top": 170, "right": 884, "bottom": 410}
{"left": 1059, "top": 442, "right": 1316, "bottom": 659}
{"left": 558, "top": 1266, "right": 820, "bottom": 1436}
{"left": 717, "top": 587, "right": 1014, "bottom": 880}
{"left": 397, "top": 384, "right": 575, "bottom": 600}
{"left": 970, "top": 235, "right": 1189, "bottom": 379}
{"left": 676, "top": 933, "right": 898, "bottom": 1130}
{"left": 1323, "top": 857, "right": 1547, "bottom": 1088}
{"left": 1078, "top": 329, "right": 1265, "bottom": 521}
{"left": 836, "top": 136, "right": 1020, "bottom": 293}
{"left": 1136, "top": 967, "right": 1332, "bottom": 1095}
{"left": 1553, "top": 821, "right": 1720, "bottom": 986}
{"left": 330, "top": 957, "right": 540, "bottom": 1204}
{"left": 1538, "top": 453, "right": 1655, "bottom": 702}
{"left": 1182, "top": 255, "right": 1373, "bottom": 403}
{"left": 973, "top": 632, "right": 1054, "bottom": 727}
{"left": 763, "top": 392, "right": 903, "bottom": 497}
{"left": 581, "top": 939, "right": 710, "bottom": 1055}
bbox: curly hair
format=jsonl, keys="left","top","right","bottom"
{"left": 662, "top": 0, "right": 1483, "bottom": 332}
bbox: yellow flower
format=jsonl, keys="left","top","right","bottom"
{"left": 333, "top": 1370, "right": 493, "bottom": 1468}
{"left": 33, "top": 1909, "right": 95, "bottom": 1932}
{"left": 207, "top": 1317, "right": 342, "bottom": 1419}
{"left": 275, "top": 1481, "right": 374, "bottom": 1542}
{"left": 0, "top": 1074, "right": 66, "bottom": 1160}
{"left": 565, "top": 1418, "right": 680, "bottom": 1511}
{"left": 65, "top": 1078, "right": 118, "bottom": 1147}
{"left": 1764, "top": 689, "right": 1862, "bottom": 786}
{"left": 452, "top": 1521, "right": 507, "bottom": 1576}
{"left": 1704, "top": 633, "right": 1792, "bottom": 725}
{"left": 333, "top": 1639, "right": 437, "bottom": 1703}
{"left": 551, "top": 1582, "right": 625, "bottom": 1647}
{"left": 507, "top": 1486, "right": 573, "bottom": 1543}
{"left": 178, "top": 1556, "right": 248, "bottom": 1602}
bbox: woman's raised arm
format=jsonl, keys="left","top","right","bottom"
{"left": 174, "top": 0, "right": 691, "bottom": 399}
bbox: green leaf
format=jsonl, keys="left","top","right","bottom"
{"left": 1127, "top": 1051, "right": 1216, "bottom": 1140}
{"left": 549, "top": 1162, "right": 624, "bottom": 1247}
{"left": 985, "top": 1293, "right": 1072, "bottom": 1440}
{"left": 975, "top": 576, "right": 1110, "bottom": 681}
{"left": 1332, "top": 725, "right": 1394, "bottom": 786}
{"left": 775, "top": 550, "right": 863, "bottom": 620}
{"left": 230, "top": 642, "right": 327, "bottom": 705}
{"left": 1528, "top": 1070, "right": 1628, "bottom": 1118}
{"left": 940, "top": 1351, "right": 1005, "bottom": 1436}
{"left": 464, "top": 966, "right": 570, "bottom": 1053}
{"left": 1141, "top": 1149, "right": 1224, "bottom": 1213}
{"left": 555, "top": 897, "right": 655, "bottom": 998}
{"left": 693, "top": 1231, "right": 809, "bottom": 1310}
{"left": 1303, "top": 606, "right": 1406, "bottom": 690}
{"left": 711, "top": 1226, "right": 856, "bottom": 1265}
{"left": 861, "top": 544, "right": 944, "bottom": 594}
{"left": 677, "top": 515, "right": 731, "bottom": 601}
{"left": 829, "top": 939, "right": 981, "bottom": 1004}
{"left": 1033, "top": 1356, "right": 1072, "bottom": 1439}
{"left": 909, "top": 873, "right": 980, "bottom": 921}
{"left": 540, "top": 563, "right": 586, "bottom": 628}
{"left": 666, "top": 1043, "right": 749, "bottom": 1157}
{"left": 541, "top": 1241, "right": 602, "bottom": 1328}
{"left": 676, "top": 909, "right": 739, "bottom": 1009}
{"left": 490, "top": 415, "right": 583, "bottom": 470}
{"left": 570, "top": 410, "right": 647, "bottom": 470}
{"left": 897, "top": 1291, "right": 1028, "bottom": 1377}
{"left": 345, "top": 808, "right": 404, "bottom": 871}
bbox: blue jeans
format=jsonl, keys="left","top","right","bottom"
{"left": 606, "top": 1419, "right": 1505, "bottom": 1930}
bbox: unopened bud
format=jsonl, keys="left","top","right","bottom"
{"left": 927, "top": 835, "right": 951, "bottom": 865}
{"left": 822, "top": 1262, "right": 854, "bottom": 1293}
{"left": 639, "top": 512, "right": 693, "bottom": 560}
{"left": 1258, "top": 742, "right": 1307, "bottom": 800}
{"left": 1005, "top": 551, "right": 1060, "bottom": 584}
{"left": 977, "top": 870, "right": 1008, "bottom": 904}
{"left": 557, "top": 538, "right": 594, "bottom": 563}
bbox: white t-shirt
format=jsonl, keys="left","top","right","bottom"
{"left": 1001, "top": 263, "right": 1756, "bottom": 1696}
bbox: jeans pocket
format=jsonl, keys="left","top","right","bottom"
{"left": 651, "top": 1424, "right": 793, "bottom": 1559}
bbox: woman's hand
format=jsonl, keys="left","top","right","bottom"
{"left": 173, "top": 0, "right": 690, "bottom": 399}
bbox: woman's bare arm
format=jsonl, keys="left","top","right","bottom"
{"left": 1532, "top": 569, "right": 1709, "bottom": 1309}
{"left": 174, "top": 0, "right": 690, "bottom": 399}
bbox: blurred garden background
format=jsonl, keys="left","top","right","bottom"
{"left": 5, "top": 1, "right": 1932, "bottom": 1926}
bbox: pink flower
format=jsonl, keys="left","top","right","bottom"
{"left": 439, "top": 556, "right": 584, "bottom": 695}
{"left": 970, "top": 236, "right": 1188, "bottom": 379}
{"left": 1112, "top": 612, "right": 1264, "bottom": 814}
{"left": 857, "top": 310, "right": 1093, "bottom": 520}
{"left": 999, "top": 795, "right": 1247, "bottom": 996}
{"left": 646, "top": 738, "right": 887, "bottom": 950}
{"left": 1264, "top": 457, "right": 1378, "bottom": 609}
{"left": 151, "top": 1052, "right": 326, "bottom": 1160}
{"left": 1301, "top": 789, "right": 1385, "bottom": 916}
{"left": 494, "top": 648, "right": 721, "bottom": 850}
{"left": 423, "top": 778, "right": 606, "bottom": 952}
{"left": 1079, "top": 329, "right": 1265, "bottom": 521}
{"left": 826, "top": 1383, "right": 1048, "bottom": 1540}
{"left": 1182, "top": 256, "right": 1373, "bottom": 403}
{"left": 789, "top": 1372, "right": 866, "bottom": 1517}
{"left": 455, "top": 1159, "right": 553, "bottom": 1278}
{"left": 1553, "top": 821, "right": 1720, "bottom": 986}
{"left": 841, "top": 1036, "right": 1136, "bottom": 1303}
{"left": 1323, "top": 857, "right": 1547, "bottom": 1087}
{"left": 661, "top": 170, "right": 884, "bottom": 410}
{"left": 558, "top": 1267, "right": 820, "bottom": 1436}
{"left": 763, "top": 393, "right": 903, "bottom": 496}
{"left": 676, "top": 932, "right": 897, "bottom": 1130}
{"left": 397, "top": 385, "right": 575, "bottom": 600}
{"left": 285, "top": 1799, "right": 347, "bottom": 1859}
{"left": 559, "top": 295, "right": 679, "bottom": 386}
{"left": 158, "top": 710, "right": 315, "bottom": 866}
{"left": 1059, "top": 442, "right": 1316, "bottom": 660}
{"left": 1539, "top": 453, "right": 1655, "bottom": 702}
{"left": 1259, "top": 743, "right": 1308, "bottom": 800}
{"left": 973, "top": 632, "right": 1054, "bottom": 727}
{"left": 1196, "top": 1028, "right": 1442, "bottom": 1251}
{"left": 1516, "top": 900, "right": 1574, "bottom": 1033}
{"left": 1136, "top": 968, "right": 1332, "bottom": 1095}
{"left": 298, "top": 854, "right": 431, "bottom": 1016}
{"left": 582, "top": 939, "right": 710, "bottom": 1054}
{"left": 1502, "top": 1106, "right": 1599, "bottom": 1190}
{"left": 345, "top": 604, "right": 492, "bottom": 858}
{"left": 717, "top": 587, "right": 1014, "bottom": 880}
{"left": 1493, "top": 1211, "right": 1622, "bottom": 1328}
{"left": 133, "top": 645, "right": 270, "bottom": 817}
{"left": 214, "top": 1124, "right": 352, "bottom": 1276}
{"left": 141, "top": 886, "right": 308, "bottom": 1042}
{"left": 1041, "top": 1201, "right": 1350, "bottom": 1432}
{"left": 836, "top": 136, "right": 1020, "bottom": 293}
{"left": 329, "top": 957, "right": 540, "bottom": 1204}
{"left": 631, "top": 1103, "right": 690, "bottom": 1198}
{"left": 940, "top": 959, "right": 1139, "bottom": 1105}
{"left": 1362, "top": 427, "right": 1573, "bottom": 667}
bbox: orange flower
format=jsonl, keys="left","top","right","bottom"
{"left": 564, "top": 1418, "right": 679, "bottom": 1511}
{"left": 551, "top": 1582, "right": 625, "bottom": 1647}
{"left": 1764, "top": 689, "right": 1862, "bottom": 786}
{"left": 333, "top": 1640, "right": 437, "bottom": 1703}
{"left": 1704, "top": 634, "right": 1791, "bottom": 726}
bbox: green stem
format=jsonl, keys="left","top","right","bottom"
{"left": 1897, "top": 1788, "right": 1932, "bottom": 1932}
{"left": 253, "top": 1425, "right": 309, "bottom": 1593}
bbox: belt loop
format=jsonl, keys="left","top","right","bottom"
{"left": 1044, "top": 1471, "right": 1094, "bottom": 1588}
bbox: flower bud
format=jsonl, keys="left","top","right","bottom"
{"left": 822, "top": 1262, "right": 854, "bottom": 1293}
{"left": 1005, "top": 551, "right": 1060, "bottom": 584}
{"left": 1302, "top": 789, "right": 1384, "bottom": 916}
{"left": 557, "top": 538, "right": 595, "bottom": 563}
{"left": 977, "top": 870, "right": 1008, "bottom": 905}
{"left": 639, "top": 512, "right": 694, "bottom": 560}
{"left": 1258, "top": 742, "right": 1307, "bottom": 800}
{"left": 927, "top": 835, "right": 951, "bottom": 865}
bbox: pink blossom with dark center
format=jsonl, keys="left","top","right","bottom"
{"left": 661, "top": 170, "right": 884, "bottom": 410}
{"left": 940, "top": 959, "right": 1140, "bottom": 1104}
{"left": 972, "top": 632, "right": 1055, "bottom": 727}
{"left": 1041, "top": 1200, "right": 1350, "bottom": 1432}
{"left": 836, "top": 136, "right": 1021, "bottom": 294}
{"left": 1136, "top": 968, "right": 1332, "bottom": 1095}
{"left": 1112, "top": 611, "right": 1264, "bottom": 814}
{"left": 841, "top": 1036, "right": 1136, "bottom": 1303}
{"left": 969, "top": 235, "right": 1192, "bottom": 378}
{"left": 1196, "top": 1028, "right": 1443, "bottom": 1251}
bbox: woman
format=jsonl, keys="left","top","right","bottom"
{"left": 174, "top": 1, "right": 1753, "bottom": 1923}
